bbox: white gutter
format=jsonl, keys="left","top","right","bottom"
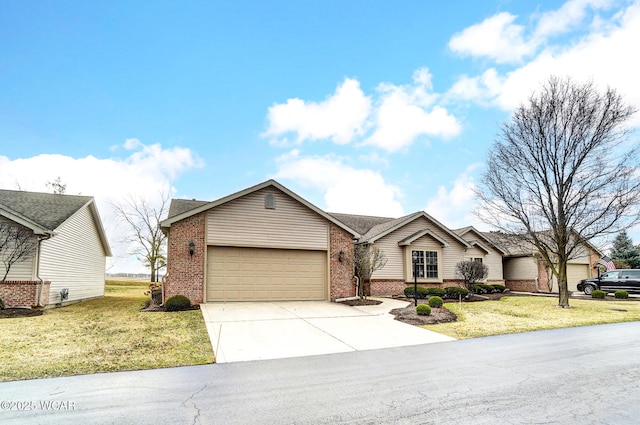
{"left": 36, "top": 235, "right": 51, "bottom": 307}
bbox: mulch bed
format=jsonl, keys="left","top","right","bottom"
{"left": 0, "top": 308, "right": 45, "bottom": 319}
{"left": 390, "top": 301, "right": 458, "bottom": 325}
{"left": 139, "top": 304, "right": 201, "bottom": 312}
{"left": 338, "top": 298, "right": 383, "bottom": 306}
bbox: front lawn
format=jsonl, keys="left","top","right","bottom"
{"left": 0, "top": 280, "right": 215, "bottom": 382}
{"left": 424, "top": 296, "right": 640, "bottom": 339}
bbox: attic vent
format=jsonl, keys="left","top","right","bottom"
{"left": 265, "top": 194, "right": 276, "bottom": 209}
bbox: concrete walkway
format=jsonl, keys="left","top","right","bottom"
{"left": 201, "top": 298, "right": 454, "bottom": 363}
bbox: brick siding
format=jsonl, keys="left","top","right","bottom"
{"left": 505, "top": 279, "right": 538, "bottom": 292}
{"left": 370, "top": 279, "right": 406, "bottom": 297}
{"left": 0, "top": 280, "right": 51, "bottom": 308}
{"left": 329, "top": 224, "right": 356, "bottom": 300}
{"left": 164, "top": 212, "right": 206, "bottom": 304}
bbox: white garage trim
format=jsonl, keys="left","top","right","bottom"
{"left": 206, "top": 246, "right": 328, "bottom": 301}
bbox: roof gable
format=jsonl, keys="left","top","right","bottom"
{"left": 161, "top": 180, "right": 361, "bottom": 237}
{"left": 0, "top": 189, "right": 92, "bottom": 232}
{"left": 398, "top": 229, "right": 450, "bottom": 247}
{"left": 360, "top": 211, "right": 471, "bottom": 248}
{"left": 455, "top": 226, "right": 508, "bottom": 255}
{"left": 0, "top": 189, "right": 111, "bottom": 256}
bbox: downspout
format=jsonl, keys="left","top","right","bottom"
{"left": 36, "top": 235, "right": 51, "bottom": 307}
{"left": 353, "top": 275, "right": 360, "bottom": 298}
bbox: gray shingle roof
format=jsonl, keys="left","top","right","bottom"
{"left": 0, "top": 189, "right": 92, "bottom": 232}
{"left": 327, "top": 212, "right": 395, "bottom": 235}
{"left": 167, "top": 199, "right": 209, "bottom": 219}
{"left": 360, "top": 212, "right": 423, "bottom": 242}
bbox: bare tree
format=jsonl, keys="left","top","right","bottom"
{"left": 0, "top": 222, "right": 38, "bottom": 282}
{"left": 455, "top": 260, "right": 489, "bottom": 293}
{"left": 352, "top": 244, "right": 387, "bottom": 299}
{"left": 46, "top": 177, "right": 67, "bottom": 194}
{"left": 113, "top": 191, "right": 170, "bottom": 282}
{"left": 476, "top": 76, "right": 640, "bottom": 308}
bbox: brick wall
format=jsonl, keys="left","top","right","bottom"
{"left": 370, "top": 279, "right": 406, "bottom": 297}
{"left": 164, "top": 212, "right": 206, "bottom": 304}
{"left": 329, "top": 224, "right": 356, "bottom": 300}
{"left": 505, "top": 279, "right": 538, "bottom": 292}
{"left": 0, "top": 280, "right": 51, "bottom": 308}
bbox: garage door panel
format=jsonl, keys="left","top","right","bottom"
{"left": 567, "top": 264, "right": 589, "bottom": 292}
{"left": 207, "top": 247, "right": 327, "bottom": 301}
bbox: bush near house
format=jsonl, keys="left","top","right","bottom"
{"left": 404, "top": 286, "right": 446, "bottom": 299}
{"left": 471, "top": 283, "right": 497, "bottom": 294}
{"left": 491, "top": 284, "right": 506, "bottom": 293}
{"left": 416, "top": 304, "right": 431, "bottom": 316}
{"left": 615, "top": 290, "right": 629, "bottom": 299}
{"left": 444, "top": 287, "right": 469, "bottom": 299}
{"left": 428, "top": 296, "right": 444, "bottom": 308}
{"left": 592, "top": 290, "right": 606, "bottom": 299}
{"left": 165, "top": 294, "right": 192, "bottom": 311}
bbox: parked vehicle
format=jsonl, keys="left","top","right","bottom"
{"left": 577, "top": 269, "right": 640, "bottom": 295}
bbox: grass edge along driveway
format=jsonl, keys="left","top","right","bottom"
{"left": 425, "top": 296, "right": 640, "bottom": 339}
{"left": 0, "top": 280, "right": 215, "bottom": 382}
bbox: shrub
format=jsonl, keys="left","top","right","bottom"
{"left": 0, "top": 298, "right": 4, "bottom": 310}
{"left": 164, "top": 295, "right": 191, "bottom": 311}
{"left": 491, "top": 284, "right": 506, "bottom": 293}
{"left": 591, "top": 290, "right": 606, "bottom": 299}
{"left": 404, "top": 286, "right": 432, "bottom": 299}
{"left": 471, "top": 284, "right": 486, "bottom": 294}
{"left": 479, "top": 284, "right": 494, "bottom": 293}
{"left": 416, "top": 304, "right": 431, "bottom": 316}
{"left": 444, "top": 287, "right": 469, "bottom": 299}
{"left": 425, "top": 287, "right": 446, "bottom": 297}
{"left": 614, "top": 290, "right": 629, "bottom": 299}
{"left": 428, "top": 296, "right": 443, "bottom": 308}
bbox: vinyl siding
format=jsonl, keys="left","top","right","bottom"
{"left": 39, "top": 205, "right": 106, "bottom": 304}
{"left": 460, "top": 230, "right": 504, "bottom": 280}
{"left": 484, "top": 250, "right": 504, "bottom": 280}
{"left": 374, "top": 216, "right": 467, "bottom": 281}
{"left": 504, "top": 257, "right": 538, "bottom": 280}
{"left": 0, "top": 217, "right": 37, "bottom": 280}
{"left": 206, "top": 187, "right": 329, "bottom": 250}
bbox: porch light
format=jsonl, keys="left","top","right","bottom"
{"left": 189, "top": 241, "right": 195, "bottom": 257}
{"left": 339, "top": 250, "right": 345, "bottom": 262}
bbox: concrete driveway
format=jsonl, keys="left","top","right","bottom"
{"left": 201, "top": 298, "right": 454, "bottom": 363}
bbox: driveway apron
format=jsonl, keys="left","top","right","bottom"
{"left": 200, "top": 298, "right": 455, "bottom": 363}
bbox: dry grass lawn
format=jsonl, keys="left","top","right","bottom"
{"left": 424, "top": 296, "right": 640, "bottom": 339}
{"left": 0, "top": 280, "right": 215, "bottom": 382}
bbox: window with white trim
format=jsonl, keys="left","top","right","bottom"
{"left": 412, "top": 249, "right": 438, "bottom": 278}
{"left": 466, "top": 257, "right": 483, "bottom": 263}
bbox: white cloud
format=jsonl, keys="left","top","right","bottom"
{"left": 263, "top": 78, "right": 371, "bottom": 146}
{"left": 423, "top": 166, "right": 484, "bottom": 229}
{"left": 447, "top": 1, "right": 640, "bottom": 126}
{"left": 0, "top": 141, "right": 203, "bottom": 273}
{"left": 273, "top": 150, "right": 404, "bottom": 217}
{"left": 264, "top": 68, "right": 461, "bottom": 152}
{"left": 534, "top": 0, "right": 614, "bottom": 38}
{"left": 363, "top": 68, "right": 461, "bottom": 152}
{"left": 448, "top": 12, "right": 536, "bottom": 64}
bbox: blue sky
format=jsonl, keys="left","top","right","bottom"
{"left": 2, "top": 0, "right": 639, "bottom": 272}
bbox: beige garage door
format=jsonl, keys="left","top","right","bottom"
{"left": 567, "top": 264, "right": 590, "bottom": 292}
{"left": 206, "top": 246, "right": 327, "bottom": 301}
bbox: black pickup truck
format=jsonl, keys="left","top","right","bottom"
{"left": 577, "top": 269, "right": 640, "bottom": 295}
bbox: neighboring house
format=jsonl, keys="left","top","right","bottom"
{"left": 483, "top": 231, "right": 601, "bottom": 293}
{"left": 329, "top": 214, "right": 506, "bottom": 296}
{"left": 0, "top": 189, "right": 111, "bottom": 308}
{"left": 160, "top": 180, "right": 506, "bottom": 304}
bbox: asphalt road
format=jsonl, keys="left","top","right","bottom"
{"left": 2, "top": 322, "right": 640, "bottom": 424}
